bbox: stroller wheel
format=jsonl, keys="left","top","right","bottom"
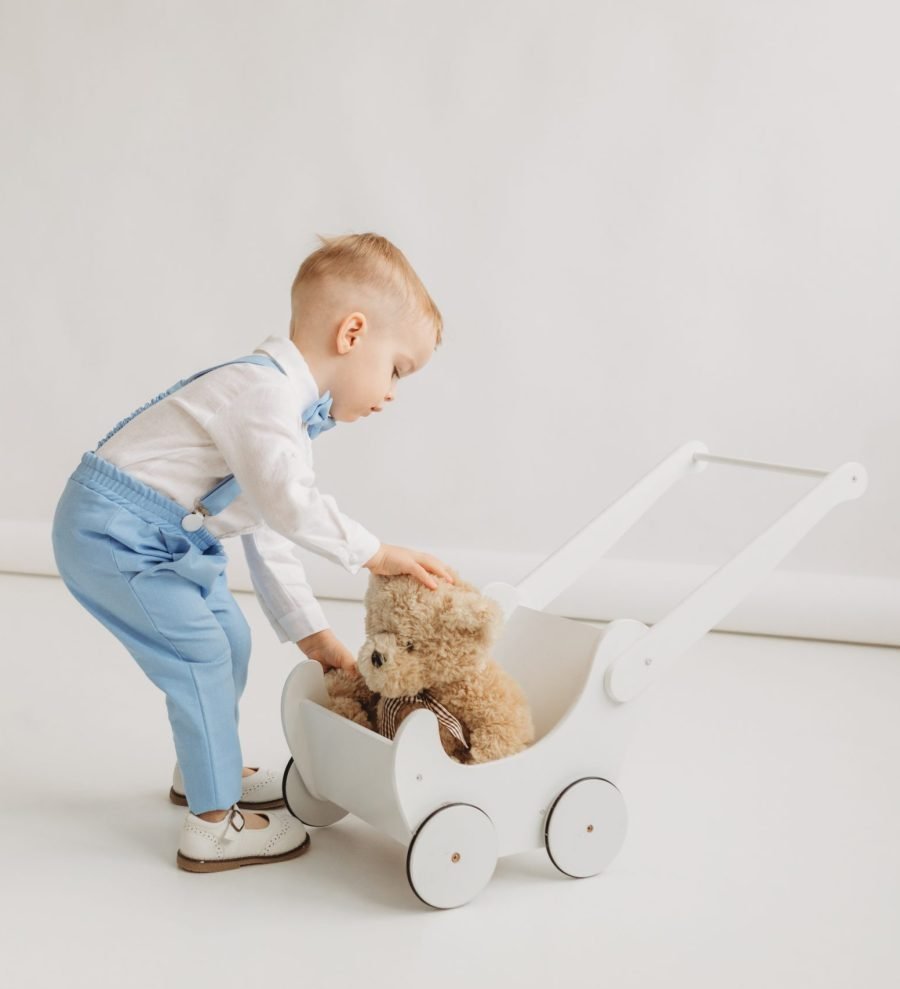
{"left": 544, "top": 777, "right": 627, "bottom": 878}
{"left": 406, "top": 804, "right": 498, "bottom": 909}
{"left": 282, "top": 757, "right": 348, "bottom": 828}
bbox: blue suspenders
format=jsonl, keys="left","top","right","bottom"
{"left": 94, "top": 354, "right": 288, "bottom": 533}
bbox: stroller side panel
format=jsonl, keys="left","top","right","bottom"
{"left": 491, "top": 605, "right": 606, "bottom": 740}
{"left": 392, "top": 705, "right": 639, "bottom": 857}
{"left": 299, "top": 701, "right": 411, "bottom": 843}
{"left": 282, "top": 660, "right": 411, "bottom": 842}
{"left": 391, "top": 620, "right": 645, "bottom": 858}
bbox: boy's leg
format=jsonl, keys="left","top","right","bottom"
{"left": 204, "top": 575, "right": 253, "bottom": 726}
{"left": 53, "top": 482, "right": 243, "bottom": 814}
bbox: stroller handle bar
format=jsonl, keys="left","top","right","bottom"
{"left": 691, "top": 452, "right": 830, "bottom": 479}
{"left": 508, "top": 440, "right": 867, "bottom": 703}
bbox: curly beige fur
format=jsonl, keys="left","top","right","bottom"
{"left": 324, "top": 568, "right": 535, "bottom": 764}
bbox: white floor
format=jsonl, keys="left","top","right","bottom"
{"left": 3, "top": 571, "right": 899, "bottom": 989}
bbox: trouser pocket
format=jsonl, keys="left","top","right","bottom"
{"left": 104, "top": 511, "right": 228, "bottom": 596}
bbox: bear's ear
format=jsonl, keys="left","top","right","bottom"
{"left": 441, "top": 592, "right": 504, "bottom": 643}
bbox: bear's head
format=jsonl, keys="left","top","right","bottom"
{"left": 357, "top": 569, "right": 504, "bottom": 698}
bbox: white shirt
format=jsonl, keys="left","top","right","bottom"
{"left": 94, "top": 333, "right": 382, "bottom": 643}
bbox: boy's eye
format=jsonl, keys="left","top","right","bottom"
{"left": 392, "top": 367, "right": 400, "bottom": 379}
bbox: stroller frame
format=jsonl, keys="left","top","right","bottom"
{"left": 280, "top": 440, "right": 867, "bottom": 908}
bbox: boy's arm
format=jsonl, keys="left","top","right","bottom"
{"left": 203, "top": 380, "right": 381, "bottom": 573}
{"left": 240, "top": 527, "right": 331, "bottom": 645}
{"left": 242, "top": 528, "right": 359, "bottom": 672}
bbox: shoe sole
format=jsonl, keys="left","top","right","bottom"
{"left": 176, "top": 832, "right": 311, "bottom": 873}
{"left": 168, "top": 786, "right": 286, "bottom": 811}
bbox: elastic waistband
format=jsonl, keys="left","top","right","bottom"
{"left": 70, "top": 451, "right": 223, "bottom": 553}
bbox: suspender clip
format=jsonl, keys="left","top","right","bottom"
{"left": 181, "top": 500, "right": 211, "bottom": 533}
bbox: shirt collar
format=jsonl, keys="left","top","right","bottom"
{"left": 251, "top": 334, "right": 322, "bottom": 411}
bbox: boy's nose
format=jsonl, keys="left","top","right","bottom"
{"left": 371, "top": 650, "right": 384, "bottom": 668}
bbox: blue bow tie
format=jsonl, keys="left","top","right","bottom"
{"left": 302, "top": 390, "right": 337, "bottom": 439}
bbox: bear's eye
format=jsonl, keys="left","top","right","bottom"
{"left": 406, "top": 641, "right": 414, "bottom": 652}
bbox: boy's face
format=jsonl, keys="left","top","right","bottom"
{"left": 329, "top": 312, "right": 436, "bottom": 423}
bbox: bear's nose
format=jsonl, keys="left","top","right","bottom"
{"left": 371, "top": 650, "right": 384, "bottom": 668}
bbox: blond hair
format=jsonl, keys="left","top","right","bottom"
{"left": 290, "top": 232, "right": 443, "bottom": 347}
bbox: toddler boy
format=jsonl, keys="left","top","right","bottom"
{"left": 52, "top": 232, "right": 453, "bottom": 871}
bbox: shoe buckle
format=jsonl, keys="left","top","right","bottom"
{"left": 221, "top": 805, "right": 245, "bottom": 841}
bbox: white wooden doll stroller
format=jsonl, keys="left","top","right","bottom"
{"left": 280, "top": 440, "right": 867, "bottom": 909}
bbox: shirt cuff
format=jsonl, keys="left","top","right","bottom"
{"left": 344, "top": 528, "right": 382, "bottom": 575}
{"left": 274, "top": 606, "right": 331, "bottom": 645}
{"left": 240, "top": 530, "right": 331, "bottom": 644}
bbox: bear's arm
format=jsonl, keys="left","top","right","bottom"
{"left": 324, "top": 668, "right": 379, "bottom": 730}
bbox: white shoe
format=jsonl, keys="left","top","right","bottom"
{"left": 169, "top": 763, "right": 285, "bottom": 810}
{"left": 176, "top": 804, "right": 310, "bottom": 873}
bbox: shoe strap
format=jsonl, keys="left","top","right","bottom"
{"left": 220, "top": 805, "right": 245, "bottom": 842}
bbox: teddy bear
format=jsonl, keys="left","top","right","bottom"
{"left": 324, "top": 568, "right": 535, "bottom": 764}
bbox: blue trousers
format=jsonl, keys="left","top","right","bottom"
{"left": 51, "top": 451, "right": 250, "bottom": 813}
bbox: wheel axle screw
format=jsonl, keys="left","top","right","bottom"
{"left": 451, "top": 853, "right": 461, "bottom": 863}
{"left": 587, "top": 824, "right": 594, "bottom": 833}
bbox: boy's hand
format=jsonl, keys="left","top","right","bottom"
{"left": 296, "top": 629, "right": 360, "bottom": 677}
{"left": 363, "top": 543, "right": 455, "bottom": 591}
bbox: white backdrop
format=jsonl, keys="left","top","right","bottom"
{"left": 2, "top": 1, "right": 897, "bottom": 642}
